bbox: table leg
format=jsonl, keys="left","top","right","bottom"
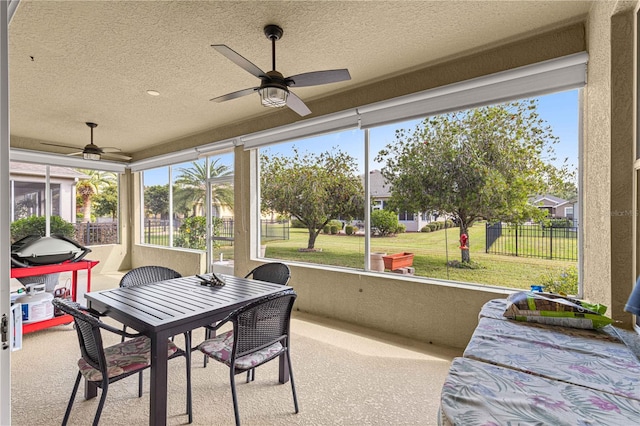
{"left": 150, "top": 333, "right": 169, "bottom": 426}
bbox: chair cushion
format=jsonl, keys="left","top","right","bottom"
{"left": 198, "top": 329, "right": 284, "bottom": 370}
{"left": 78, "top": 336, "right": 179, "bottom": 382}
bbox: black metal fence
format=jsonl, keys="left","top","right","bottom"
{"left": 485, "top": 222, "right": 578, "bottom": 261}
{"left": 143, "top": 218, "right": 290, "bottom": 246}
{"left": 261, "top": 220, "right": 290, "bottom": 242}
{"left": 74, "top": 221, "right": 119, "bottom": 245}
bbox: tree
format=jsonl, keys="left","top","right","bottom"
{"left": 174, "top": 160, "right": 234, "bottom": 217}
{"left": 144, "top": 184, "right": 169, "bottom": 219}
{"left": 76, "top": 169, "right": 117, "bottom": 223}
{"left": 376, "top": 99, "right": 564, "bottom": 263}
{"left": 261, "top": 147, "right": 364, "bottom": 249}
{"left": 93, "top": 185, "right": 119, "bottom": 219}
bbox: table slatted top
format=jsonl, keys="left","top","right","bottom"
{"left": 84, "top": 274, "right": 291, "bottom": 332}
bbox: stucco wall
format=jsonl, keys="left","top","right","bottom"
{"left": 583, "top": 1, "right": 637, "bottom": 327}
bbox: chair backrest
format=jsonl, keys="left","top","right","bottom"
{"left": 120, "top": 266, "right": 182, "bottom": 288}
{"left": 244, "top": 262, "right": 291, "bottom": 285}
{"left": 52, "top": 298, "right": 106, "bottom": 374}
{"left": 232, "top": 289, "right": 297, "bottom": 359}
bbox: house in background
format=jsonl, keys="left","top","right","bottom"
{"left": 531, "top": 194, "right": 578, "bottom": 223}
{"left": 366, "top": 170, "right": 436, "bottom": 232}
{"left": 10, "top": 162, "right": 86, "bottom": 224}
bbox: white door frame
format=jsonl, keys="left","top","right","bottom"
{"left": 1, "top": 1, "right": 20, "bottom": 423}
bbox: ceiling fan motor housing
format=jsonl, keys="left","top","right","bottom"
{"left": 264, "top": 24, "right": 283, "bottom": 40}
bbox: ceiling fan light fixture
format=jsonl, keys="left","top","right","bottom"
{"left": 83, "top": 152, "right": 101, "bottom": 160}
{"left": 259, "top": 86, "right": 288, "bottom": 108}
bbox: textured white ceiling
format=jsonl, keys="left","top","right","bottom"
{"left": 8, "top": 1, "right": 592, "bottom": 161}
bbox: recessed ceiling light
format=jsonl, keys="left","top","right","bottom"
{"left": 146, "top": 90, "right": 160, "bottom": 96}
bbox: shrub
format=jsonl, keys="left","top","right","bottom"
{"left": 371, "top": 210, "right": 400, "bottom": 236}
{"left": 428, "top": 223, "right": 438, "bottom": 232}
{"left": 445, "top": 219, "right": 454, "bottom": 228}
{"left": 291, "top": 219, "right": 306, "bottom": 228}
{"left": 328, "top": 219, "right": 343, "bottom": 229}
{"left": 345, "top": 225, "right": 354, "bottom": 235}
{"left": 396, "top": 224, "right": 406, "bottom": 233}
{"left": 420, "top": 226, "right": 432, "bottom": 233}
{"left": 537, "top": 266, "right": 578, "bottom": 295}
{"left": 330, "top": 225, "right": 339, "bottom": 235}
{"left": 11, "top": 215, "right": 76, "bottom": 242}
{"left": 173, "top": 216, "right": 220, "bottom": 251}
{"left": 323, "top": 224, "right": 331, "bottom": 234}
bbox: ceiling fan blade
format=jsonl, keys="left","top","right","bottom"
{"left": 101, "top": 147, "right": 123, "bottom": 153}
{"left": 286, "top": 91, "right": 312, "bottom": 117}
{"left": 42, "top": 142, "right": 82, "bottom": 150}
{"left": 286, "top": 69, "right": 351, "bottom": 88}
{"left": 210, "top": 87, "right": 259, "bottom": 103}
{"left": 212, "top": 45, "right": 267, "bottom": 79}
{"left": 102, "top": 152, "right": 132, "bottom": 161}
{"left": 66, "top": 152, "right": 83, "bottom": 157}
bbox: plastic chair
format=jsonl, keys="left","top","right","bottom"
{"left": 197, "top": 289, "right": 298, "bottom": 426}
{"left": 204, "top": 262, "right": 291, "bottom": 368}
{"left": 119, "top": 266, "right": 183, "bottom": 394}
{"left": 52, "top": 298, "right": 192, "bottom": 426}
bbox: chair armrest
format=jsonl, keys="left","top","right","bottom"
{"left": 97, "top": 320, "right": 145, "bottom": 339}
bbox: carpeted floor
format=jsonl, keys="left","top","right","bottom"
{"left": 10, "top": 272, "right": 461, "bottom": 425}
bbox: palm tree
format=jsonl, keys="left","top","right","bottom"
{"left": 175, "top": 160, "right": 233, "bottom": 217}
{"left": 76, "top": 169, "right": 117, "bottom": 223}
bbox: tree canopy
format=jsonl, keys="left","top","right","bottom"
{"left": 174, "top": 160, "right": 234, "bottom": 217}
{"left": 144, "top": 184, "right": 169, "bottom": 218}
{"left": 261, "top": 147, "right": 364, "bottom": 249}
{"left": 76, "top": 169, "right": 117, "bottom": 222}
{"left": 375, "top": 99, "right": 568, "bottom": 262}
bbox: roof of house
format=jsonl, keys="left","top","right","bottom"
{"left": 9, "top": 161, "right": 88, "bottom": 180}
{"left": 530, "top": 194, "right": 568, "bottom": 207}
{"left": 364, "top": 170, "right": 392, "bottom": 198}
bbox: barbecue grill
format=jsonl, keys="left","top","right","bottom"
{"left": 11, "top": 235, "right": 91, "bottom": 268}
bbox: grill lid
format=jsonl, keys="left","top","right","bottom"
{"left": 11, "top": 235, "right": 91, "bottom": 267}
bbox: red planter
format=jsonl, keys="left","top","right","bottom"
{"left": 382, "top": 252, "right": 414, "bottom": 270}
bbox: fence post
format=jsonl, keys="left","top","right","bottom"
{"left": 515, "top": 225, "right": 518, "bottom": 257}
{"left": 485, "top": 223, "right": 488, "bottom": 253}
{"left": 549, "top": 226, "right": 553, "bottom": 260}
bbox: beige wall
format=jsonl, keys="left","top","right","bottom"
{"left": 118, "top": 7, "right": 639, "bottom": 348}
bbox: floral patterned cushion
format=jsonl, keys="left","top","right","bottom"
{"left": 78, "top": 336, "right": 179, "bottom": 382}
{"left": 440, "top": 357, "right": 640, "bottom": 426}
{"left": 198, "top": 329, "right": 283, "bottom": 370}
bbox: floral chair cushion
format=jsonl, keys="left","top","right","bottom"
{"left": 198, "top": 329, "right": 283, "bottom": 370}
{"left": 78, "top": 336, "right": 179, "bottom": 382}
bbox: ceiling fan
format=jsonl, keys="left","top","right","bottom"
{"left": 210, "top": 24, "right": 351, "bottom": 116}
{"left": 43, "top": 122, "right": 132, "bottom": 161}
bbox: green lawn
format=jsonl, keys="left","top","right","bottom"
{"left": 264, "top": 224, "right": 576, "bottom": 290}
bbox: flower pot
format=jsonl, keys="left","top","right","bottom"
{"left": 370, "top": 252, "right": 386, "bottom": 272}
{"left": 382, "top": 252, "right": 414, "bottom": 270}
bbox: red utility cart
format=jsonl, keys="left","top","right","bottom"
{"left": 10, "top": 259, "right": 99, "bottom": 333}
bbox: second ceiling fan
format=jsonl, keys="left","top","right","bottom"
{"left": 210, "top": 24, "right": 351, "bottom": 116}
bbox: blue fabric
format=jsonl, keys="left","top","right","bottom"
{"left": 624, "top": 276, "right": 640, "bottom": 315}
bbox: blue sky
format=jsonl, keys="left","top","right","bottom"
{"left": 144, "top": 89, "right": 578, "bottom": 185}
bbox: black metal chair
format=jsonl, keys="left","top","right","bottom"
{"left": 244, "top": 262, "right": 291, "bottom": 285}
{"left": 197, "top": 289, "right": 298, "bottom": 426}
{"left": 119, "top": 265, "right": 183, "bottom": 394}
{"left": 52, "top": 298, "right": 192, "bottom": 426}
{"left": 204, "top": 262, "right": 291, "bottom": 369}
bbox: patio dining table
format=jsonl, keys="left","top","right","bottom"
{"left": 84, "top": 273, "right": 292, "bottom": 426}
